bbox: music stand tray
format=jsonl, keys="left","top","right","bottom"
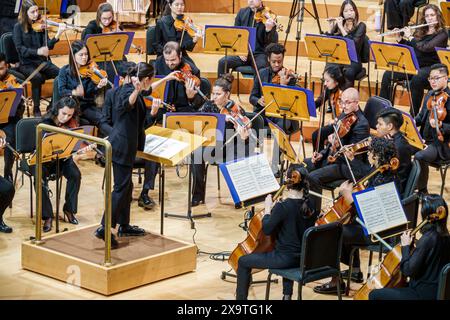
{"left": 267, "top": 119, "right": 303, "bottom": 165}
{"left": 440, "top": 2, "right": 450, "bottom": 28}
{"left": 369, "top": 40, "right": 419, "bottom": 75}
{"left": 203, "top": 25, "right": 256, "bottom": 56}
{"left": 305, "top": 33, "right": 358, "bottom": 65}
{"left": 85, "top": 32, "right": 134, "bottom": 62}
{"left": 436, "top": 47, "right": 450, "bottom": 76}
{"left": 0, "top": 88, "right": 23, "bottom": 124}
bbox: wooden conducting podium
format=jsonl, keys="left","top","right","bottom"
{"left": 22, "top": 125, "right": 198, "bottom": 296}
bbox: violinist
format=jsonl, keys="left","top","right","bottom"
{"left": 325, "top": 0, "right": 367, "bottom": 88}
{"left": 249, "top": 43, "right": 299, "bottom": 174}
{"left": 192, "top": 74, "right": 253, "bottom": 206}
{"left": 33, "top": 96, "right": 82, "bottom": 233}
{"left": 235, "top": 165, "right": 316, "bottom": 300}
{"left": 379, "top": 4, "right": 448, "bottom": 116}
{"left": 312, "top": 65, "right": 348, "bottom": 152}
{"left": 314, "top": 137, "right": 402, "bottom": 295}
{"left": 154, "top": 41, "right": 204, "bottom": 114}
{"left": 58, "top": 40, "right": 107, "bottom": 127}
{"left": 153, "top": 0, "right": 200, "bottom": 67}
{"left": 414, "top": 63, "right": 450, "bottom": 195}
{"left": 13, "top": 0, "right": 66, "bottom": 117}
{"left": 369, "top": 194, "right": 450, "bottom": 300}
{"left": 305, "top": 88, "right": 370, "bottom": 214}
{"left": 95, "top": 63, "right": 176, "bottom": 248}
{"left": 0, "top": 137, "right": 15, "bottom": 233}
{"left": 0, "top": 53, "right": 25, "bottom": 182}
{"left": 217, "top": 0, "right": 278, "bottom": 76}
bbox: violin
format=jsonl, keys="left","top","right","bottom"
{"left": 79, "top": 61, "right": 113, "bottom": 87}
{"left": 228, "top": 169, "right": 303, "bottom": 272}
{"left": 426, "top": 90, "right": 448, "bottom": 142}
{"left": 101, "top": 20, "right": 142, "bottom": 54}
{"left": 271, "top": 68, "right": 301, "bottom": 85}
{"left": 316, "top": 157, "right": 400, "bottom": 226}
{"left": 60, "top": 117, "right": 79, "bottom": 129}
{"left": 254, "top": 6, "right": 284, "bottom": 32}
{"left": 328, "top": 136, "right": 371, "bottom": 163}
{"left": 143, "top": 95, "right": 176, "bottom": 111}
{"left": 327, "top": 111, "right": 358, "bottom": 156}
{"left": 174, "top": 15, "right": 204, "bottom": 38}
{"left": 220, "top": 100, "right": 252, "bottom": 132}
{"left": 330, "top": 89, "right": 342, "bottom": 119}
{"left": 174, "top": 63, "right": 202, "bottom": 87}
{"left": 32, "top": 17, "right": 83, "bottom": 33}
{"left": 354, "top": 206, "right": 447, "bottom": 300}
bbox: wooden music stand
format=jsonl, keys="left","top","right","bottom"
{"left": 35, "top": 0, "right": 62, "bottom": 15}
{"left": 203, "top": 25, "right": 256, "bottom": 72}
{"left": 0, "top": 88, "right": 22, "bottom": 124}
{"left": 136, "top": 126, "right": 206, "bottom": 234}
{"left": 441, "top": 2, "right": 450, "bottom": 27}
{"left": 305, "top": 34, "right": 358, "bottom": 65}
{"left": 267, "top": 119, "right": 303, "bottom": 165}
{"left": 436, "top": 47, "right": 450, "bottom": 77}
{"left": 399, "top": 110, "right": 425, "bottom": 150}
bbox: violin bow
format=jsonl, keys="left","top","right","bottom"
{"left": 331, "top": 122, "right": 357, "bottom": 184}
{"left": 248, "top": 43, "right": 264, "bottom": 91}
{"left": 315, "top": 82, "right": 328, "bottom": 153}
{"left": 64, "top": 32, "right": 83, "bottom": 89}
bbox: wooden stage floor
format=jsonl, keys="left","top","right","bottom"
{"left": 0, "top": 140, "right": 448, "bottom": 300}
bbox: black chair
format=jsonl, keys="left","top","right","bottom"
{"left": 403, "top": 159, "right": 421, "bottom": 199}
{"left": 415, "top": 0, "right": 430, "bottom": 24}
{"left": 145, "top": 26, "right": 157, "bottom": 64}
{"left": 265, "top": 222, "right": 344, "bottom": 300}
{"left": 437, "top": 263, "right": 450, "bottom": 300}
{"left": 363, "top": 96, "right": 392, "bottom": 130}
{"left": 233, "top": 65, "right": 254, "bottom": 102}
{"left": 428, "top": 159, "right": 450, "bottom": 197}
{"left": 52, "top": 76, "right": 60, "bottom": 107}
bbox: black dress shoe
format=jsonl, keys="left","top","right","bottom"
{"left": 341, "top": 269, "right": 364, "bottom": 283}
{"left": 191, "top": 199, "right": 204, "bottom": 207}
{"left": 43, "top": 218, "right": 52, "bottom": 233}
{"left": 313, "top": 281, "right": 346, "bottom": 295}
{"left": 138, "top": 194, "right": 156, "bottom": 210}
{"left": 0, "top": 220, "right": 12, "bottom": 233}
{"left": 94, "top": 226, "right": 119, "bottom": 249}
{"left": 63, "top": 210, "right": 79, "bottom": 225}
{"left": 118, "top": 224, "right": 146, "bottom": 237}
{"left": 282, "top": 294, "right": 292, "bottom": 300}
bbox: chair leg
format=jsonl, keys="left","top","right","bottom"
{"left": 347, "top": 247, "right": 357, "bottom": 296}
{"left": 265, "top": 272, "right": 272, "bottom": 300}
{"left": 217, "top": 166, "right": 221, "bottom": 195}
{"left": 439, "top": 166, "right": 448, "bottom": 197}
{"left": 336, "top": 275, "right": 342, "bottom": 300}
{"left": 138, "top": 168, "right": 142, "bottom": 184}
{"left": 367, "top": 250, "right": 373, "bottom": 279}
{"left": 298, "top": 282, "right": 303, "bottom": 300}
{"left": 367, "top": 68, "right": 372, "bottom": 97}
{"left": 29, "top": 175, "right": 33, "bottom": 219}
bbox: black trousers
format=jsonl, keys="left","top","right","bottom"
{"left": 369, "top": 284, "right": 436, "bottom": 300}
{"left": 80, "top": 103, "right": 102, "bottom": 127}
{"left": 379, "top": 66, "right": 431, "bottom": 116}
{"left": 102, "top": 162, "right": 132, "bottom": 228}
{"left": 236, "top": 251, "right": 299, "bottom": 300}
{"left": 0, "top": 175, "right": 15, "bottom": 220}
{"left": 217, "top": 53, "right": 267, "bottom": 77}
{"left": 143, "top": 160, "right": 159, "bottom": 192}
{"left": 341, "top": 223, "right": 373, "bottom": 268}
{"left": 17, "top": 62, "right": 59, "bottom": 110}
{"left": 328, "top": 62, "right": 363, "bottom": 88}
{"left": 414, "top": 144, "right": 445, "bottom": 192}
{"left": 384, "top": 0, "right": 422, "bottom": 30}
{"left": 33, "top": 158, "right": 81, "bottom": 220}
{"left": 0, "top": 120, "right": 18, "bottom": 180}
{"left": 311, "top": 125, "right": 334, "bottom": 152}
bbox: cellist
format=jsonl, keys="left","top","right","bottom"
{"left": 235, "top": 165, "right": 316, "bottom": 300}
{"left": 369, "top": 194, "right": 450, "bottom": 300}
{"left": 314, "top": 137, "right": 402, "bottom": 295}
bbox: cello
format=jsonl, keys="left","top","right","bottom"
{"left": 353, "top": 206, "right": 448, "bottom": 300}
{"left": 228, "top": 169, "right": 303, "bottom": 272}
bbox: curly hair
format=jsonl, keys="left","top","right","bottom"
{"left": 368, "top": 137, "right": 397, "bottom": 166}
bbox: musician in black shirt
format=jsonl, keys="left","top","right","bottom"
{"left": 384, "top": 0, "right": 426, "bottom": 30}
{"left": 236, "top": 165, "right": 316, "bottom": 300}
{"left": 370, "top": 194, "right": 450, "bottom": 300}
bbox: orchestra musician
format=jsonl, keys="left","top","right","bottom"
{"left": 153, "top": 0, "right": 200, "bottom": 66}
{"left": 0, "top": 138, "right": 15, "bottom": 233}
{"left": 379, "top": 4, "right": 448, "bottom": 116}
{"left": 13, "top": 0, "right": 66, "bottom": 117}
{"left": 312, "top": 65, "right": 348, "bottom": 152}
{"left": 314, "top": 137, "right": 402, "bottom": 294}
{"left": 33, "top": 96, "right": 82, "bottom": 233}
{"left": 325, "top": 0, "right": 368, "bottom": 88}
{"left": 369, "top": 194, "right": 450, "bottom": 300}
{"left": 304, "top": 88, "right": 370, "bottom": 214}
{"left": 217, "top": 0, "right": 278, "bottom": 76}
{"left": 249, "top": 43, "right": 299, "bottom": 175}
{"left": 94, "top": 62, "right": 176, "bottom": 248}
{"left": 58, "top": 40, "right": 108, "bottom": 127}
{"left": 384, "top": 0, "right": 428, "bottom": 30}
{"left": 192, "top": 74, "right": 253, "bottom": 207}
{"left": 0, "top": 53, "right": 25, "bottom": 182}
{"left": 414, "top": 63, "right": 450, "bottom": 195}
{"left": 235, "top": 165, "right": 316, "bottom": 300}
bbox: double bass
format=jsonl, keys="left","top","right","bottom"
{"left": 353, "top": 206, "right": 447, "bottom": 300}
{"left": 228, "top": 169, "right": 302, "bottom": 272}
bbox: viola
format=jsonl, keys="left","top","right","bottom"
{"left": 143, "top": 95, "right": 176, "bottom": 111}
{"left": 79, "top": 61, "right": 112, "bottom": 87}
{"left": 61, "top": 117, "right": 79, "bottom": 129}
{"left": 316, "top": 157, "right": 400, "bottom": 226}
{"left": 271, "top": 68, "right": 301, "bottom": 85}
{"left": 174, "top": 15, "right": 204, "bottom": 38}
{"left": 254, "top": 6, "right": 284, "bottom": 32}
{"left": 102, "top": 20, "right": 119, "bottom": 33}
{"left": 174, "top": 63, "right": 202, "bottom": 87}
{"left": 328, "top": 136, "right": 371, "bottom": 163}
{"left": 32, "top": 17, "right": 83, "bottom": 33}
{"left": 228, "top": 169, "right": 303, "bottom": 272}
{"left": 426, "top": 90, "right": 448, "bottom": 142}
{"left": 220, "top": 101, "right": 252, "bottom": 132}
{"left": 330, "top": 89, "right": 342, "bottom": 118}
{"left": 353, "top": 206, "right": 447, "bottom": 300}
{"left": 327, "top": 111, "right": 358, "bottom": 157}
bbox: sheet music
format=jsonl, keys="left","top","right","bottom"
{"left": 143, "top": 134, "right": 188, "bottom": 159}
{"left": 353, "top": 182, "right": 407, "bottom": 234}
{"left": 225, "top": 154, "right": 280, "bottom": 202}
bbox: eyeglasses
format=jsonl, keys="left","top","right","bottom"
{"left": 428, "top": 75, "right": 447, "bottom": 82}
{"left": 339, "top": 99, "right": 358, "bottom": 105}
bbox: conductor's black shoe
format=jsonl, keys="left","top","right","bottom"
{"left": 94, "top": 226, "right": 119, "bottom": 249}
{"left": 43, "top": 218, "right": 52, "bottom": 233}
{"left": 118, "top": 224, "right": 146, "bottom": 237}
{"left": 0, "top": 220, "right": 12, "bottom": 233}
{"left": 313, "top": 281, "right": 346, "bottom": 295}
{"left": 138, "top": 194, "right": 156, "bottom": 210}
{"left": 341, "top": 270, "right": 364, "bottom": 283}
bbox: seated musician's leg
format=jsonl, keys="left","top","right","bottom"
{"left": 414, "top": 145, "right": 439, "bottom": 194}
{"left": 217, "top": 56, "right": 245, "bottom": 77}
